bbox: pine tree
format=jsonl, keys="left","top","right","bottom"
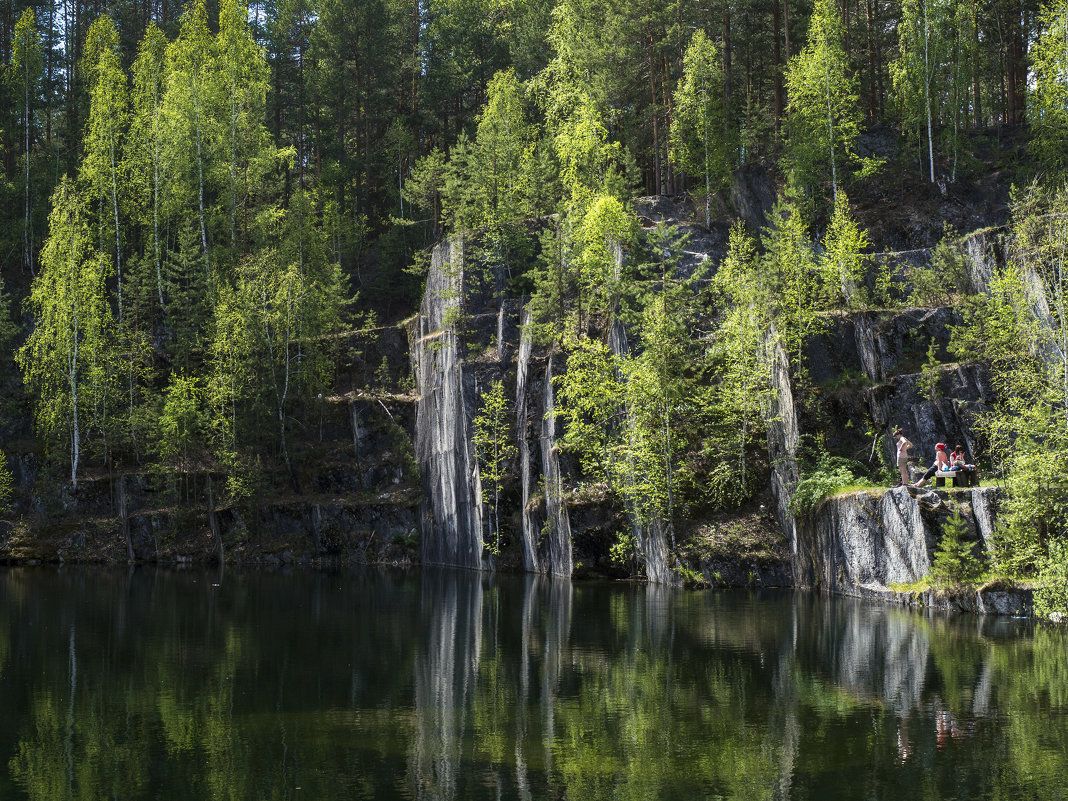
{"left": 164, "top": 221, "right": 211, "bottom": 374}
{"left": 9, "top": 8, "right": 43, "bottom": 275}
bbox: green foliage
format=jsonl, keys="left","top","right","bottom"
{"left": 908, "top": 224, "right": 970, "bottom": 306}
{"left": 670, "top": 30, "right": 733, "bottom": 228}
{"left": 918, "top": 340, "right": 942, "bottom": 401}
{"left": 1030, "top": 0, "right": 1068, "bottom": 178}
{"left": 760, "top": 200, "right": 833, "bottom": 371}
{"left": 163, "top": 221, "right": 210, "bottom": 372}
{"left": 609, "top": 532, "right": 637, "bottom": 568}
{"left": 820, "top": 191, "right": 871, "bottom": 308}
{"left": 556, "top": 337, "right": 623, "bottom": 485}
{"left": 951, "top": 185, "right": 1068, "bottom": 576}
{"left": 789, "top": 456, "right": 873, "bottom": 516}
{"left": 0, "top": 449, "right": 13, "bottom": 516}
{"left": 783, "top": 0, "right": 869, "bottom": 203}
{"left": 17, "top": 178, "right": 117, "bottom": 486}
{"left": 930, "top": 511, "right": 984, "bottom": 584}
{"left": 157, "top": 372, "right": 203, "bottom": 470}
{"left": 707, "top": 224, "right": 774, "bottom": 507}
{"left": 1035, "top": 538, "right": 1068, "bottom": 617}
{"left": 891, "top": 0, "right": 974, "bottom": 182}
{"left": 473, "top": 378, "right": 517, "bottom": 553}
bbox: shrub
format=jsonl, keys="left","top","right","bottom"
{"left": 789, "top": 456, "right": 872, "bottom": 516}
{"left": 0, "top": 449, "right": 13, "bottom": 515}
{"left": 930, "top": 512, "right": 984, "bottom": 584}
{"left": 1035, "top": 539, "right": 1068, "bottom": 619}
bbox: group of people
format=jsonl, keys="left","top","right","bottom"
{"left": 893, "top": 429, "right": 978, "bottom": 488}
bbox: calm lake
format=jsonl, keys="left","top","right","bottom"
{"left": 0, "top": 567, "right": 1065, "bottom": 800}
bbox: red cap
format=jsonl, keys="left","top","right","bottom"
{"left": 936, "top": 442, "right": 946, "bottom": 450}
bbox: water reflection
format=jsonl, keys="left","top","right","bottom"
{"left": 0, "top": 568, "right": 1065, "bottom": 800}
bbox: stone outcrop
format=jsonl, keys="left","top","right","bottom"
{"left": 515, "top": 311, "right": 574, "bottom": 578}
{"left": 794, "top": 484, "right": 1030, "bottom": 615}
{"left": 410, "top": 238, "right": 485, "bottom": 570}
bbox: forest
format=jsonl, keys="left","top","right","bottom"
{"left": 1, "top": 0, "right": 1068, "bottom": 614}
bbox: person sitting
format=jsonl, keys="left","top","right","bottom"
{"left": 949, "top": 445, "right": 977, "bottom": 486}
{"left": 911, "top": 442, "right": 949, "bottom": 488}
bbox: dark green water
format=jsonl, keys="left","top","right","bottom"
{"left": 0, "top": 567, "right": 1065, "bottom": 800}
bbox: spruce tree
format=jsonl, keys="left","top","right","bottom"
{"left": 931, "top": 511, "right": 983, "bottom": 584}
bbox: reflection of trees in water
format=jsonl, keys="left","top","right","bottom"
{"left": 2, "top": 569, "right": 1068, "bottom": 800}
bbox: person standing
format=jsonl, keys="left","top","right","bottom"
{"left": 894, "top": 429, "right": 913, "bottom": 486}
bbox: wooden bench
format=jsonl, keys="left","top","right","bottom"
{"left": 934, "top": 469, "right": 975, "bottom": 487}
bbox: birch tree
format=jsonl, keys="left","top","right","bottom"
{"left": 473, "top": 378, "right": 516, "bottom": 553}
{"left": 670, "top": 30, "right": 732, "bottom": 229}
{"left": 784, "top": 0, "right": 863, "bottom": 202}
{"left": 216, "top": 0, "right": 271, "bottom": 257}
{"left": 165, "top": 0, "right": 216, "bottom": 275}
{"left": 18, "top": 179, "right": 115, "bottom": 487}
{"left": 127, "top": 23, "right": 171, "bottom": 311}
{"left": 82, "top": 16, "right": 128, "bottom": 321}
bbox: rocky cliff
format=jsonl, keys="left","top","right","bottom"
{"left": 411, "top": 238, "right": 486, "bottom": 570}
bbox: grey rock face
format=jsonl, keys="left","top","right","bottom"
{"left": 515, "top": 307, "right": 541, "bottom": 573}
{"left": 539, "top": 356, "right": 574, "bottom": 578}
{"left": 411, "top": 238, "right": 485, "bottom": 569}
{"left": 795, "top": 486, "right": 1003, "bottom": 595}
{"left": 515, "top": 309, "right": 574, "bottom": 578}
{"left": 765, "top": 331, "right": 801, "bottom": 560}
{"left": 728, "top": 164, "right": 777, "bottom": 232}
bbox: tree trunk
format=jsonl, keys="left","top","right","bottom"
{"left": 723, "top": 5, "right": 732, "bottom": 103}
{"left": 972, "top": 0, "right": 982, "bottom": 127}
{"left": 647, "top": 31, "right": 662, "bottom": 196}
{"left": 924, "top": 0, "right": 935, "bottom": 183}
{"left": 774, "top": 0, "right": 783, "bottom": 136}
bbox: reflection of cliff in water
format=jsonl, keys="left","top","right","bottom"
{"left": 408, "top": 569, "right": 484, "bottom": 800}
{"left": 2, "top": 569, "right": 1065, "bottom": 801}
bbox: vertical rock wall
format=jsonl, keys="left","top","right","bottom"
{"left": 794, "top": 486, "right": 1002, "bottom": 594}
{"left": 515, "top": 307, "right": 542, "bottom": 573}
{"left": 412, "top": 239, "right": 485, "bottom": 570}
{"left": 515, "top": 307, "right": 574, "bottom": 578}
{"left": 765, "top": 330, "right": 801, "bottom": 561}
{"left": 538, "top": 357, "right": 574, "bottom": 578}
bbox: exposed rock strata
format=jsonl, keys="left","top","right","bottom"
{"left": 411, "top": 238, "right": 485, "bottom": 569}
